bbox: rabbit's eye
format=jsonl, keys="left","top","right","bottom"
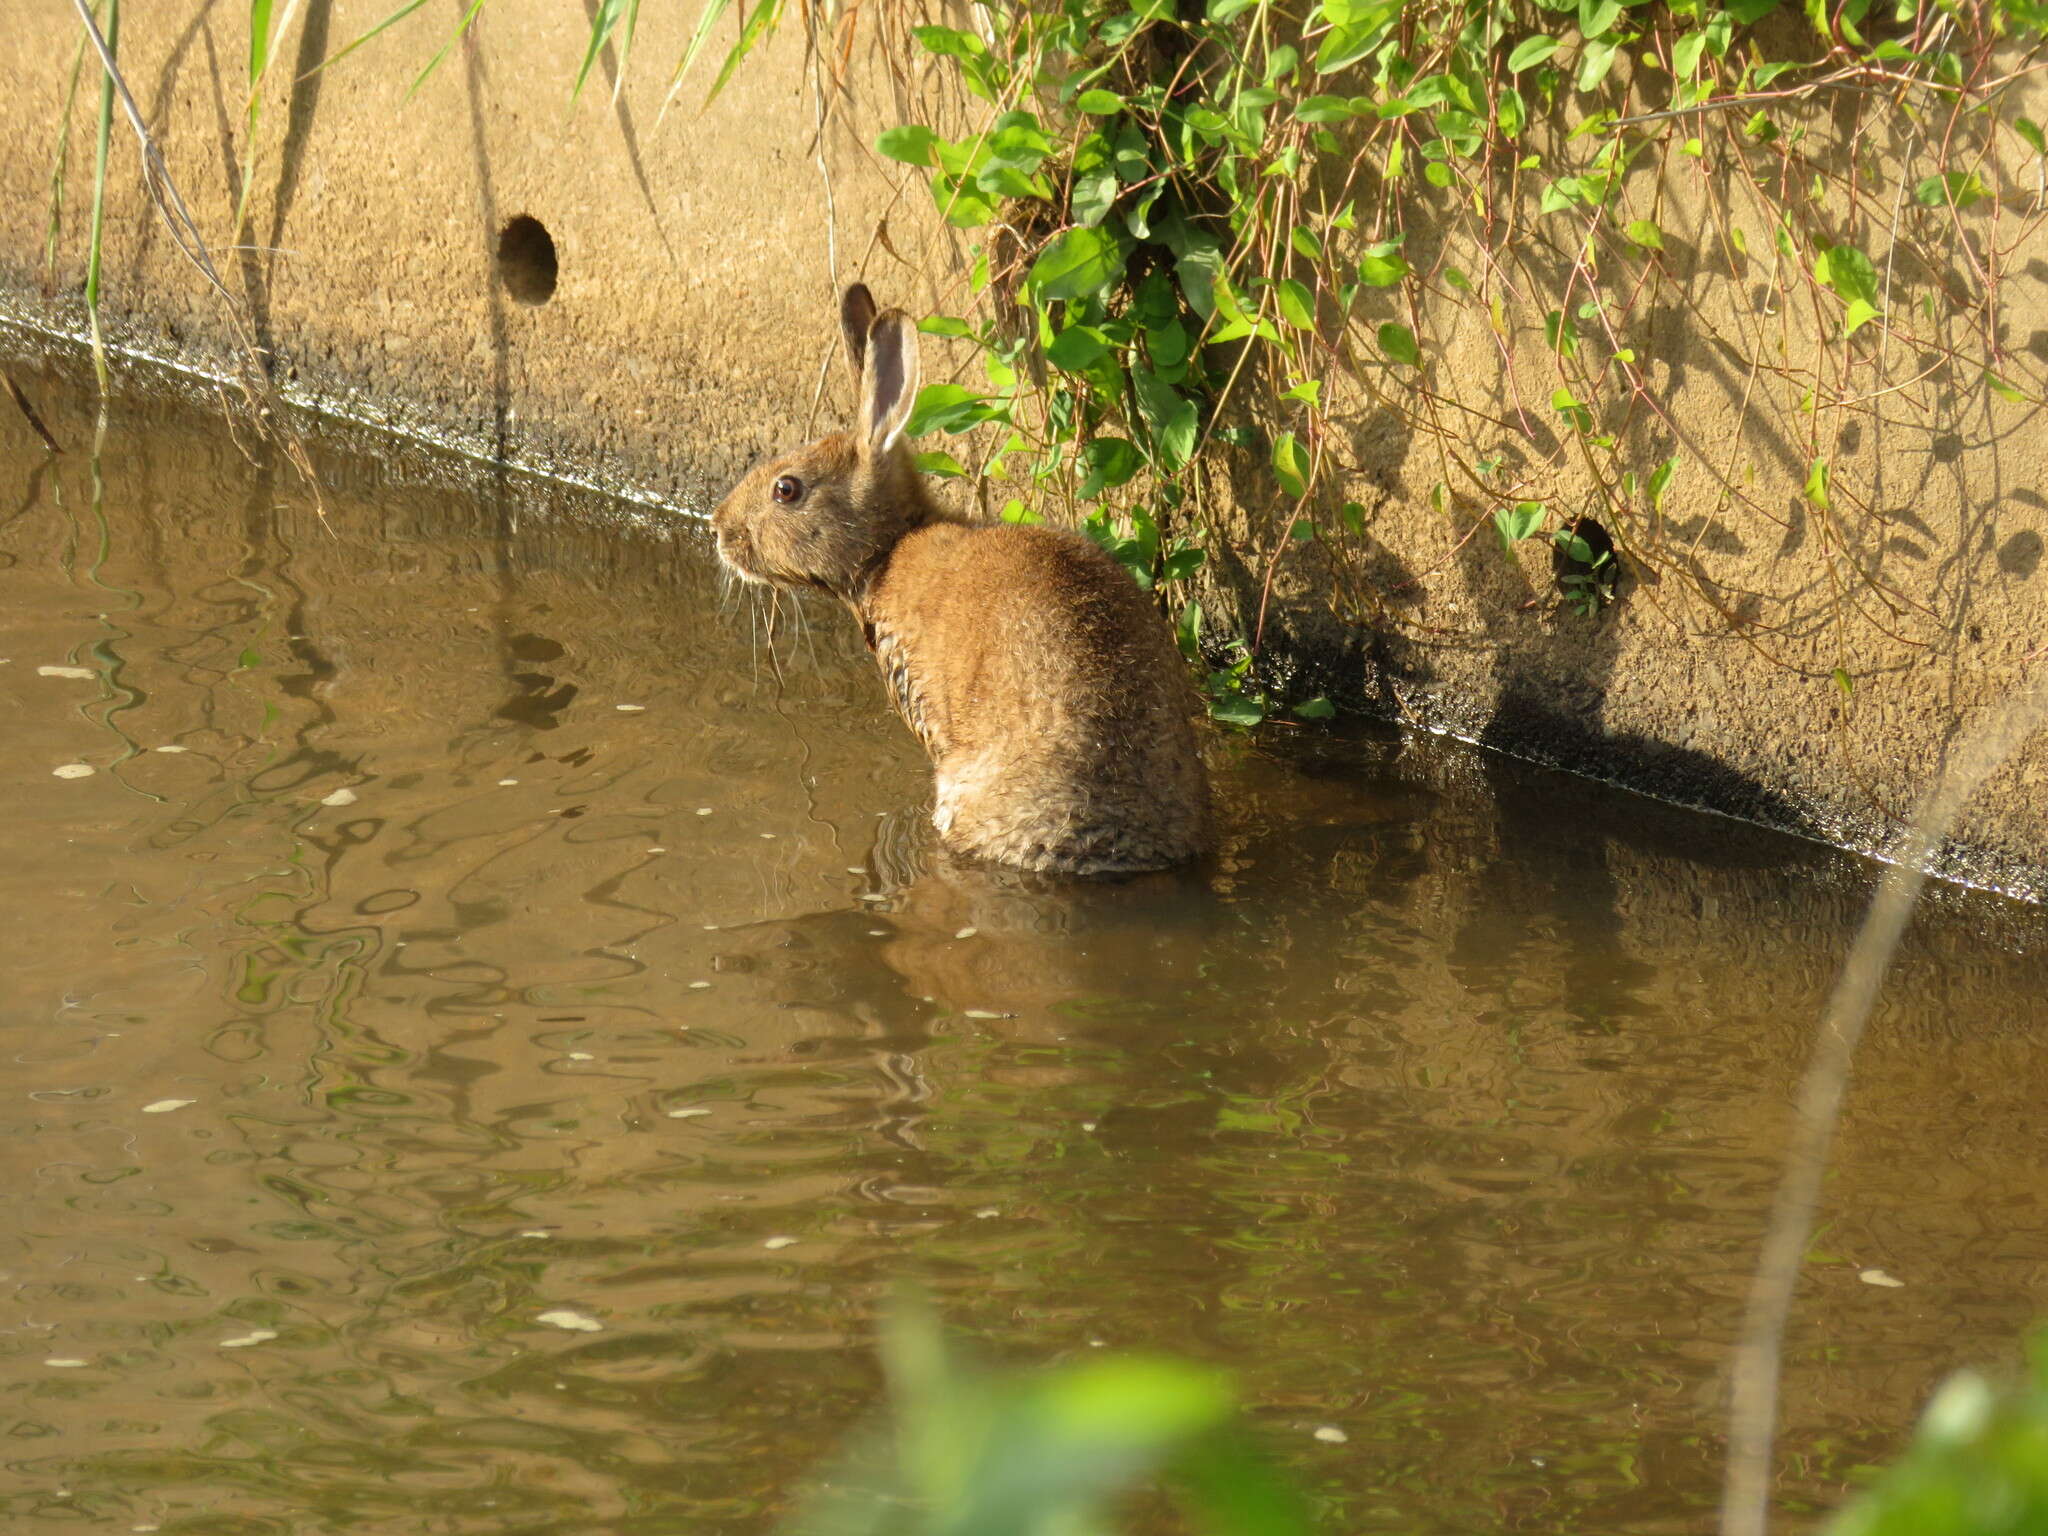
{"left": 772, "top": 475, "right": 805, "bottom": 506}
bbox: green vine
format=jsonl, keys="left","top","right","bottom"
{"left": 870, "top": 0, "right": 2048, "bottom": 725}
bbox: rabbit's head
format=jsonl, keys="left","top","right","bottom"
{"left": 712, "top": 285, "right": 939, "bottom": 600}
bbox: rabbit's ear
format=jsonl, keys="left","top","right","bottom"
{"left": 840, "top": 284, "right": 878, "bottom": 380}
{"left": 859, "top": 309, "right": 920, "bottom": 458}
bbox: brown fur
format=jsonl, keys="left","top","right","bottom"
{"left": 711, "top": 285, "right": 1213, "bottom": 876}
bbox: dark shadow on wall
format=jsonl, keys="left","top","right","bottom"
{"left": 458, "top": 4, "right": 513, "bottom": 463}
{"left": 264, "top": 0, "right": 336, "bottom": 318}
{"left": 580, "top": 0, "right": 675, "bottom": 262}
{"left": 1446, "top": 523, "right": 1823, "bottom": 842}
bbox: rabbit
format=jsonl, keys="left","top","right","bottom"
{"left": 711, "top": 283, "right": 1213, "bottom": 877}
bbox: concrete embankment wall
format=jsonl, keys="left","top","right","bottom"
{"left": 2, "top": 0, "right": 2044, "bottom": 897}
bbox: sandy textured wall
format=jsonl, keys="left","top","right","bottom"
{"left": 0, "top": 0, "right": 2043, "bottom": 895}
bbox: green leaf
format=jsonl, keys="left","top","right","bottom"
{"left": 1492, "top": 500, "right": 1547, "bottom": 550}
{"left": 1985, "top": 370, "right": 2029, "bottom": 404}
{"left": 1294, "top": 94, "right": 1357, "bottom": 122}
{"left": 1315, "top": 8, "right": 1396, "bottom": 73}
{"left": 1357, "top": 241, "right": 1408, "bottom": 286}
{"left": 1274, "top": 278, "right": 1316, "bottom": 330}
{"left": 1280, "top": 379, "right": 1322, "bottom": 406}
{"left": 1551, "top": 386, "right": 1591, "bottom": 432}
{"left": 1648, "top": 454, "right": 1676, "bottom": 510}
{"left": 1577, "top": 36, "right": 1620, "bottom": 91}
{"left": 1813, "top": 242, "right": 1879, "bottom": 307}
{"left": 1210, "top": 691, "right": 1267, "bottom": 727}
{"left": 1507, "top": 33, "right": 1559, "bottom": 71}
{"left": 1578, "top": 0, "right": 1621, "bottom": 37}
{"left": 1133, "top": 367, "right": 1199, "bottom": 470}
{"left": 1376, "top": 322, "right": 1420, "bottom": 366}
{"left": 1271, "top": 432, "right": 1309, "bottom": 499}
{"left": 1027, "top": 226, "right": 1127, "bottom": 301}
{"left": 930, "top": 174, "right": 997, "bottom": 229}
{"left": 1804, "top": 458, "right": 1831, "bottom": 510}
{"left": 1625, "top": 218, "right": 1664, "bottom": 250}
{"left": 1914, "top": 171, "right": 1989, "bottom": 209}
{"left": 1046, "top": 326, "right": 1110, "bottom": 370}
{"left": 915, "top": 450, "right": 969, "bottom": 478}
{"left": 1842, "top": 298, "right": 1880, "bottom": 336}
{"left": 1292, "top": 696, "right": 1337, "bottom": 719}
{"left": 1077, "top": 438, "right": 1142, "bottom": 500}
{"left": 1290, "top": 226, "right": 1323, "bottom": 260}
{"left": 1072, "top": 163, "right": 1119, "bottom": 228}
{"left": 1175, "top": 599, "right": 1204, "bottom": 661}
{"left": 1075, "top": 88, "right": 1125, "bottom": 113}
{"left": 1544, "top": 308, "right": 1579, "bottom": 358}
{"left": 1832, "top": 666, "right": 1854, "bottom": 698}
{"left": 905, "top": 383, "right": 998, "bottom": 436}
{"left": 1672, "top": 29, "right": 1708, "bottom": 76}
{"left": 918, "top": 315, "right": 973, "bottom": 338}
{"left": 2016, "top": 116, "right": 2047, "bottom": 156}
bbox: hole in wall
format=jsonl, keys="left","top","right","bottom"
{"left": 1552, "top": 516, "right": 1620, "bottom": 613}
{"left": 496, "top": 215, "right": 558, "bottom": 305}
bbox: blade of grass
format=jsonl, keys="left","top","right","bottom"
{"left": 612, "top": 0, "right": 641, "bottom": 105}
{"left": 67, "top": 0, "right": 329, "bottom": 519}
{"left": 572, "top": 0, "right": 626, "bottom": 104}
{"left": 234, "top": 0, "right": 306, "bottom": 233}
{"left": 406, "top": 0, "right": 490, "bottom": 100}
{"left": 657, "top": 0, "right": 735, "bottom": 121}
{"left": 44, "top": 15, "right": 93, "bottom": 275}
{"left": 234, "top": 0, "right": 273, "bottom": 233}
{"left": 295, "top": 0, "right": 431, "bottom": 80}
{"left": 85, "top": 0, "right": 120, "bottom": 394}
{"left": 705, "top": 0, "right": 785, "bottom": 105}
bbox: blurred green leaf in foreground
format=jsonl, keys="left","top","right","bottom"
{"left": 782, "top": 1296, "right": 1312, "bottom": 1536}
{"left": 1831, "top": 1335, "right": 2048, "bottom": 1536}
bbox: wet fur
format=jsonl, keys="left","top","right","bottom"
{"left": 712, "top": 286, "right": 1212, "bottom": 876}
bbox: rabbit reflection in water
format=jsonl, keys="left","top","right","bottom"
{"left": 712, "top": 285, "right": 1212, "bottom": 877}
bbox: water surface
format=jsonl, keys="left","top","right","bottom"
{"left": 3, "top": 344, "right": 2046, "bottom": 1535}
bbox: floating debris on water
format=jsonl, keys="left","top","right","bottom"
{"left": 763, "top": 1236, "right": 799, "bottom": 1250}
{"left": 537, "top": 1310, "right": 603, "bottom": 1332}
{"left": 52, "top": 763, "right": 94, "bottom": 779}
{"left": 154, "top": 745, "right": 189, "bottom": 753}
{"left": 38, "top": 665, "right": 96, "bottom": 680}
{"left": 616, "top": 704, "right": 646, "bottom": 712}
{"left": 1859, "top": 1268, "right": 1906, "bottom": 1288}
{"left": 43, "top": 1358, "right": 88, "bottom": 1369}
{"left": 321, "top": 787, "right": 358, "bottom": 807}
{"left": 141, "top": 1099, "right": 195, "bottom": 1114}
{"left": 219, "top": 1329, "right": 278, "bottom": 1349}
{"left": 667, "top": 1107, "right": 713, "bottom": 1119}
{"left": 1313, "top": 1425, "right": 1349, "bottom": 1444}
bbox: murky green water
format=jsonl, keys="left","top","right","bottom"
{"left": 3, "top": 343, "right": 2047, "bottom": 1535}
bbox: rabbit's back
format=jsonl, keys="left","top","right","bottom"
{"left": 862, "top": 521, "right": 1212, "bottom": 875}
